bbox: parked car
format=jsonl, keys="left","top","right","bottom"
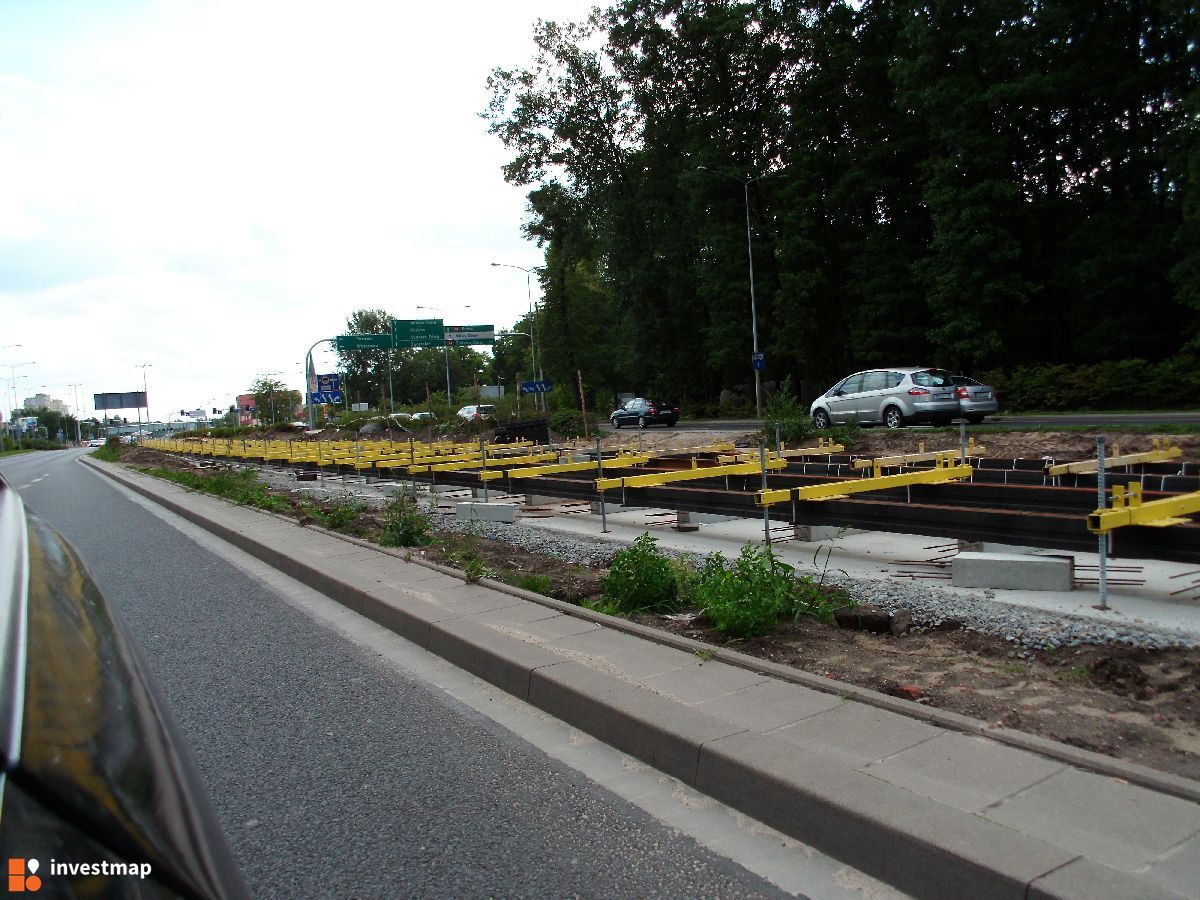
{"left": 951, "top": 374, "right": 999, "bottom": 424}
{"left": 610, "top": 398, "right": 679, "bottom": 428}
{"left": 0, "top": 474, "right": 249, "bottom": 897}
{"left": 410, "top": 411, "right": 436, "bottom": 422}
{"left": 456, "top": 404, "right": 497, "bottom": 423}
{"left": 810, "top": 367, "right": 960, "bottom": 429}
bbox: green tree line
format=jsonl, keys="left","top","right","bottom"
{"left": 484, "top": 0, "right": 1199, "bottom": 409}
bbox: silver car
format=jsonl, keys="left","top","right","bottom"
{"left": 810, "top": 367, "right": 960, "bottom": 429}
{"left": 951, "top": 375, "right": 998, "bottom": 424}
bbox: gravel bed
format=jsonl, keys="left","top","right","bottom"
{"left": 249, "top": 464, "right": 1198, "bottom": 652}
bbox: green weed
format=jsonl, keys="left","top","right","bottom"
{"left": 379, "top": 497, "right": 434, "bottom": 547}
{"left": 600, "top": 533, "right": 679, "bottom": 615}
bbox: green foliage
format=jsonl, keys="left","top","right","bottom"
{"left": 250, "top": 377, "right": 302, "bottom": 427}
{"left": 762, "top": 377, "right": 817, "bottom": 445}
{"left": 977, "top": 354, "right": 1200, "bottom": 412}
{"left": 379, "top": 497, "right": 434, "bottom": 547}
{"left": 501, "top": 572, "right": 553, "bottom": 595}
{"left": 137, "top": 467, "right": 293, "bottom": 515}
{"left": 691, "top": 545, "right": 795, "bottom": 640}
{"left": 313, "top": 498, "right": 368, "bottom": 532}
{"left": 600, "top": 533, "right": 678, "bottom": 614}
{"left": 548, "top": 409, "right": 593, "bottom": 438}
{"left": 90, "top": 442, "right": 122, "bottom": 462}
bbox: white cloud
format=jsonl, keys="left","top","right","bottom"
{"left": 0, "top": 0, "right": 593, "bottom": 420}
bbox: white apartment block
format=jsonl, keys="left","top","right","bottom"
{"left": 23, "top": 393, "right": 68, "bottom": 414}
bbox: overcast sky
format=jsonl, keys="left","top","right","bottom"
{"left": 0, "top": 0, "right": 595, "bottom": 423}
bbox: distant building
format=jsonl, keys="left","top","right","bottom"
{"left": 236, "top": 393, "right": 257, "bottom": 426}
{"left": 22, "top": 393, "right": 68, "bottom": 414}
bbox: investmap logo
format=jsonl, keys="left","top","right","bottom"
{"left": 7, "top": 860, "right": 40, "bottom": 893}
{"left": 7, "top": 858, "right": 152, "bottom": 892}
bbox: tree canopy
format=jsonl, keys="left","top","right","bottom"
{"left": 485, "top": 0, "right": 1199, "bottom": 407}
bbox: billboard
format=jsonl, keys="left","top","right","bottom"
{"left": 94, "top": 391, "right": 147, "bottom": 411}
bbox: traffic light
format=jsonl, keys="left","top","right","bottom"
{"left": 180, "top": 409, "right": 186, "bottom": 417}
{"left": 212, "top": 408, "right": 220, "bottom": 415}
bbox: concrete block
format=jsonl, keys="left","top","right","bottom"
{"left": 694, "top": 679, "right": 844, "bottom": 732}
{"left": 952, "top": 551, "right": 1073, "bottom": 591}
{"left": 528, "top": 661, "right": 744, "bottom": 784}
{"left": 589, "top": 500, "right": 623, "bottom": 515}
{"left": 696, "top": 730, "right": 1077, "bottom": 900}
{"left": 639, "top": 661, "right": 766, "bottom": 705}
{"left": 770, "top": 701, "right": 941, "bottom": 767}
{"left": 426, "top": 617, "right": 566, "bottom": 700}
{"left": 672, "top": 510, "right": 700, "bottom": 532}
{"left": 524, "top": 493, "right": 560, "bottom": 506}
{"left": 793, "top": 524, "right": 863, "bottom": 542}
{"left": 455, "top": 501, "right": 517, "bottom": 524}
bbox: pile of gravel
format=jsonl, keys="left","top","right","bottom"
{"left": 246, "top": 464, "right": 1197, "bottom": 652}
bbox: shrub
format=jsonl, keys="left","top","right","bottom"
{"left": 762, "top": 376, "right": 817, "bottom": 445}
{"left": 379, "top": 497, "right": 434, "bottom": 547}
{"left": 314, "top": 498, "right": 369, "bottom": 531}
{"left": 600, "top": 532, "right": 678, "bottom": 614}
{"left": 693, "top": 544, "right": 795, "bottom": 639}
{"left": 549, "top": 409, "right": 593, "bottom": 438}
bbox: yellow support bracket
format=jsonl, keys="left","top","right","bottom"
{"left": 717, "top": 441, "right": 846, "bottom": 465}
{"left": 756, "top": 458, "right": 974, "bottom": 507}
{"left": 1047, "top": 439, "right": 1182, "bottom": 477}
{"left": 852, "top": 439, "right": 984, "bottom": 471}
{"left": 1087, "top": 482, "right": 1200, "bottom": 533}
{"left": 597, "top": 458, "right": 787, "bottom": 492}
{"left": 505, "top": 454, "right": 652, "bottom": 480}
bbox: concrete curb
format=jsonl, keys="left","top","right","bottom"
{"left": 86, "top": 459, "right": 1195, "bottom": 898}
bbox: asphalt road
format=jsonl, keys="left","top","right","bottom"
{"left": 1, "top": 449, "right": 791, "bottom": 898}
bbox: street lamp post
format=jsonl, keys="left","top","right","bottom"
{"left": 697, "top": 166, "right": 774, "bottom": 420}
{"left": 135, "top": 363, "right": 152, "bottom": 441}
{"left": 490, "top": 263, "right": 543, "bottom": 412}
{"left": 2, "top": 361, "right": 35, "bottom": 427}
{"left": 68, "top": 383, "right": 83, "bottom": 444}
{"left": 305, "top": 338, "right": 337, "bottom": 429}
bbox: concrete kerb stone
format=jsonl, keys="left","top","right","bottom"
{"left": 82, "top": 458, "right": 1200, "bottom": 806}
{"left": 1027, "top": 858, "right": 1186, "bottom": 900}
{"left": 427, "top": 617, "right": 567, "bottom": 700}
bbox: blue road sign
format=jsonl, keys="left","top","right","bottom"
{"left": 309, "top": 391, "right": 343, "bottom": 404}
{"left": 520, "top": 380, "right": 553, "bottom": 395}
{"left": 751, "top": 352, "right": 766, "bottom": 371}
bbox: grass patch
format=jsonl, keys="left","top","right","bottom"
{"left": 0, "top": 448, "right": 38, "bottom": 459}
{"left": 498, "top": 571, "right": 553, "bottom": 595}
{"left": 135, "top": 466, "right": 294, "bottom": 515}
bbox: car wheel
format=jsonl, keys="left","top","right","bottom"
{"left": 638, "top": 416, "right": 646, "bottom": 428}
{"left": 967, "top": 414, "right": 985, "bottom": 425}
{"left": 612, "top": 418, "right": 621, "bottom": 429}
{"left": 884, "top": 406, "right": 905, "bottom": 429}
{"left": 667, "top": 418, "right": 677, "bottom": 427}
{"left": 812, "top": 408, "right": 831, "bottom": 430}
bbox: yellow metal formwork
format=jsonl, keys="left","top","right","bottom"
{"left": 851, "top": 438, "right": 985, "bottom": 471}
{"left": 1087, "top": 482, "right": 1200, "bottom": 533}
{"left": 596, "top": 458, "right": 787, "bottom": 492}
{"left": 756, "top": 457, "right": 974, "bottom": 506}
{"left": 1047, "top": 439, "right": 1182, "bottom": 478}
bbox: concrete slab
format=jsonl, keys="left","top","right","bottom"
{"left": 545, "top": 628, "right": 700, "bottom": 679}
{"left": 487, "top": 614, "right": 602, "bottom": 644}
{"left": 638, "top": 661, "right": 768, "bottom": 705}
{"left": 697, "top": 730, "right": 1078, "bottom": 900}
{"left": 863, "top": 731, "right": 1065, "bottom": 813}
{"left": 984, "top": 767, "right": 1200, "bottom": 871}
{"left": 455, "top": 501, "right": 517, "bottom": 523}
{"left": 1139, "top": 831, "right": 1200, "bottom": 897}
{"left": 529, "top": 661, "right": 746, "bottom": 784}
{"left": 953, "top": 551, "right": 1074, "bottom": 591}
{"left": 589, "top": 500, "right": 623, "bottom": 515}
{"left": 471, "top": 602, "right": 564, "bottom": 627}
{"left": 694, "top": 679, "right": 845, "bottom": 733}
{"left": 770, "top": 701, "right": 942, "bottom": 766}
{"left": 1027, "top": 857, "right": 1186, "bottom": 900}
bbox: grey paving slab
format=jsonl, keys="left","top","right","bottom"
{"left": 471, "top": 602, "right": 564, "bottom": 627}
{"left": 421, "top": 588, "right": 525, "bottom": 618}
{"left": 639, "top": 660, "right": 767, "bottom": 704}
{"left": 1028, "top": 857, "right": 1187, "bottom": 900}
{"left": 487, "top": 614, "right": 602, "bottom": 644}
{"left": 863, "top": 731, "right": 1066, "bottom": 814}
{"left": 529, "top": 661, "right": 746, "bottom": 785}
{"left": 1139, "top": 831, "right": 1200, "bottom": 897}
{"left": 984, "top": 767, "right": 1200, "bottom": 871}
{"left": 694, "top": 679, "right": 844, "bottom": 733}
{"left": 547, "top": 628, "right": 701, "bottom": 679}
{"left": 769, "top": 699, "right": 942, "bottom": 767}
{"left": 697, "top": 730, "right": 1078, "bottom": 900}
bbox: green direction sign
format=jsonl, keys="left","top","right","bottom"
{"left": 392, "top": 318, "right": 445, "bottom": 347}
{"left": 444, "top": 324, "right": 495, "bottom": 345}
{"left": 336, "top": 333, "right": 394, "bottom": 351}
